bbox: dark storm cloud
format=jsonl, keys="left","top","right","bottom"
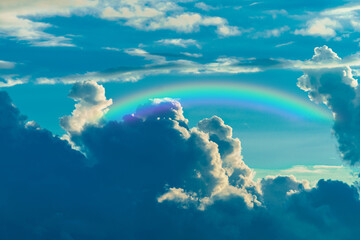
{"left": 1, "top": 89, "right": 360, "bottom": 239}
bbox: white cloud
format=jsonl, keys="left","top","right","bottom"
{"left": 156, "top": 38, "right": 201, "bottom": 48}
{"left": 216, "top": 24, "right": 241, "bottom": 37}
{"left": 181, "top": 52, "right": 202, "bottom": 58}
{"left": 34, "top": 51, "right": 263, "bottom": 85}
{"left": 0, "top": 60, "right": 15, "bottom": 69}
{"left": 0, "top": 75, "right": 28, "bottom": 87}
{"left": 264, "top": 9, "right": 288, "bottom": 19}
{"left": 102, "top": 47, "right": 121, "bottom": 51}
{"left": 101, "top": 3, "right": 240, "bottom": 37}
{"left": 0, "top": 0, "right": 241, "bottom": 46}
{"left": 124, "top": 48, "right": 166, "bottom": 63}
{"left": 30, "top": 45, "right": 360, "bottom": 86}
{"left": 322, "top": 4, "right": 360, "bottom": 16}
{"left": 254, "top": 26, "right": 289, "bottom": 38}
{"left": 294, "top": 18, "right": 341, "bottom": 38}
{"left": 143, "top": 14, "right": 240, "bottom": 37}
{"left": 0, "top": 0, "right": 97, "bottom": 46}
{"left": 60, "top": 81, "right": 112, "bottom": 133}
{"left": 194, "top": 2, "right": 218, "bottom": 11}
{"left": 249, "top": 2, "right": 262, "bottom": 6}
{"left": 275, "top": 41, "right": 294, "bottom": 48}
{"left": 293, "top": 3, "right": 360, "bottom": 40}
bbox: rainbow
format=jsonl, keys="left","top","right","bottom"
{"left": 105, "top": 81, "right": 332, "bottom": 122}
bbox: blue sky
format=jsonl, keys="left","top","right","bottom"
{"left": 2, "top": 1, "right": 360, "bottom": 239}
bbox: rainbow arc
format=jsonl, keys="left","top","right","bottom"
{"left": 105, "top": 82, "right": 332, "bottom": 122}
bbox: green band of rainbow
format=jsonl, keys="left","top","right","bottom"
{"left": 105, "top": 81, "right": 331, "bottom": 122}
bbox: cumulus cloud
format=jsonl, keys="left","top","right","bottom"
{"left": 157, "top": 115, "right": 260, "bottom": 210}
{"left": 293, "top": 3, "right": 360, "bottom": 40}
{"left": 60, "top": 81, "right": 112, "bottom": 133}
{"left": 1, "top": 89, "right": 360, "bottom": 239}
{"left": 294, "top": 18, "right": 341, "bottom": 38}
{"left": 297, "top": 45, "right": 360, "bottom": 165}
{"left": 254, "top": 165, "right": 356, "bottom": 186}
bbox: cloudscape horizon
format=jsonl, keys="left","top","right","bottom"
{"left": 2, "top": 0, "right": 360, "bottom": 239}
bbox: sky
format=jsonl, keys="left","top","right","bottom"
{"left": 2, "top": 0, "right": 360, "bottom": 239}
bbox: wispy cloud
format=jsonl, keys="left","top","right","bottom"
{"left": 194, "top": 2, "right": 218, "bottom": 11}
{"left": 34, "top": 49, "right": 267, "bottom": 85}
{"left": 275, "top": 41, "right": 294, "bottom": 48}
{"left": 0, "top": 75, "right": 29, "bottom": 87}
{"left": 0, "top": 60, "right": 15, "bottom": 69}
{"left": 181, "top": 52, "right": 203, "bottom": 58}
{"left": 0, "top": 0, "right": 97, "bottom": 47}
{"left": 102, "top": 47, "right": 121, "bottom": 52}
{"left": 0, "top": 0, "right": 242, "bottom": 47}
{"left": 253, "top": 26, "right": 289, "bottom": 38}
{"left": 29, "top": 45, "right": 360, "bottom": 85}
{"left": 156, "top": 39, "right": 201, "bottom": 48}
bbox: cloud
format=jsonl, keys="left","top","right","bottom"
{"left": 157, "top": 115, "right": 260, "bottom": 210}
{"left": 34, "top": 50, "right": 268, "bottom": 84}
{"left": 294, "top": 18, "right": 341, "bottom": 38}
{"left": 147, "top": 13, "right": 241, "bottom": 37}
{"left": 1, "top": 88, "right": 360, "bottom": 239}
{"left": 102, "top": 46, "right": 121, "bottom": 51}
{"left": 29, "top": 45, "right": 360, "bottom": 86}
{"left": 0, "top": 0, "right": 240, "bottom": 47}
{"left": 254, "top": 165, "right": 356, "bottom": 186}
{"left": 0, "top": 75, "right": 29, "bottom": 87}
{"left": 0, "top": 0, "right": 97, "bottom": 46}
{"left": 100, "top": 2, "right": 240, "bottom": 37}
{"left": 297, "top": 45, "right": 360, "bottom": 165}
{"left": 156, "top": 38, "right": 201, "bottom": 48}
{"left": 275, "top": 41, "right": 294, "bottom": 47}
{"left": 124, "top": 48, "right": 167, "bottom": 63}
{"left": 181, "top": 52, "right": 203, "bottom": 58}
{"left": 322, "top": 4, "right": 360, "bottom": 16}
{"left": 253, "top": 26, "right": 290, "bottom": 38}
{"left": 0, "top": 60, "right": 15, "bottom": 69}
{"left": 293, "top": 3, "right": 360, "bottom": 40}
{"left": 60, "top": 81, "right": 112, "bottom": 133}
{"left": 264, "top": 9, "right": 288, "bottom": 19}
{"left": 195, "top": 2, "right": 218, "bottom": 11}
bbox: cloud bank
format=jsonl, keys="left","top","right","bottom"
{"left": 0, "top": 86, "right": 360, "bottom": 239}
